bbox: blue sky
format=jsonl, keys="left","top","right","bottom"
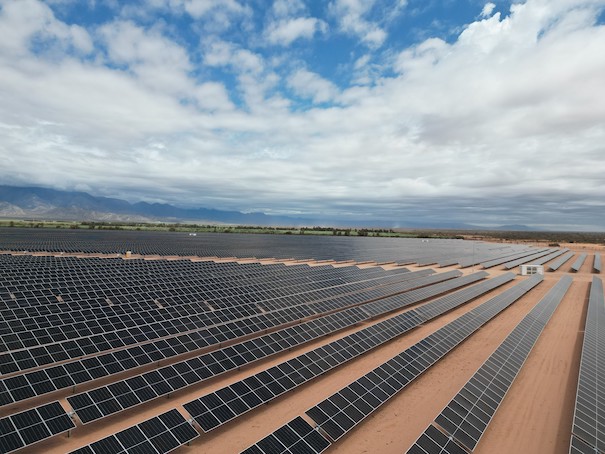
{"left": 1, "top": 0, "right": 604, "bottom": 230}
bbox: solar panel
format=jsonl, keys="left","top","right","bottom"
{"left": 0, "top": 401, "right": 75, "bottom": 454}
{"left": 570, "top": 434, "right": 598, "bottom": 454}
{"left": 240, "top": 416, "right": 331, "bottom": 454}
{"left": 67, "top": 307, "right": 367, "bottom": 423}
{"left": 0, "top": 228, "right": 533, "bottom": 264}
{"left": 65, "top": 272, "right": 479, "bottom": 424}
{"left": 571, "top": 254, "right": 588, "bottom": 272}
{"left": 593, "top": 254, "right": 601, "bottom": 273}
{"left": 480, "top": 248, "right": 549, "bottom": 269}
{"left": 408, "top": 275, "right": 572, "bottom": 452}
{"left": 304, "top": 275, "right": 543, "bottom": 442}
{"left": 548, "top": 251, "right": 575, "bottom": 271}
{"left": 527, "top": 248, "right": 569, "bottom": 266}
{"left": 4, "top": 269, "right": 441, "bottom": 407}
{"left": 68, "top": 409, "right": 198, "bottom": 454}
{"left": 570, "top": 276, "right": 605, "bottom": 453}
{"left": 503, "top": 249, "right": 558, "bottom": 269}
{"left": 405, "top": 424, "right": 467, "bottom": 454}
{"left": 183, "top": 273, "right": 515, "bottom": 433}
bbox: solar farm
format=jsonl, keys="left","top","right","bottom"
{"left": 0, "top": 228, "right": 602, "bottom": 454}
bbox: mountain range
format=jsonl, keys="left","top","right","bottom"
{"left": 0, "top": 185, "right": 534, "bottom": 230}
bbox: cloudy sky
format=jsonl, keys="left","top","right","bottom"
{"left": 0, "top": 0, "right": 604, "bottom": 230}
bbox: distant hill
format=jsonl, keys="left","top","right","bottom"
{"left": 0, "top": 185, "right": 532, "bottom": 230}
{"left": 0, "top": 185, "right": 285, "bottom": 225}
{"left": 496, "top": 224, "right": 536, "bottom": 231}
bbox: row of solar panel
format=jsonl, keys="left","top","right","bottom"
{"left": 0, "top": 270, "right": 454, "bottom": 452}
{"left": 0, "top": 268, "right": 405, "bottom": 342}
{"left": 68, "top": 409, "right": 198, "bottom": 454}
{"left": 0, "top": 401, "right": 200, "bottom": 454}
{"left": 0, "top": 270, "right": 454, "bottom": 407}
{"left": 571, "top": 276, "right": 605, "bottom": 453}
{"left": 241, "top": 275, "right": 543, "bottom": 453}
{"left": 480, "top": 248, "right": 551, "bottom": 269}
{"left": 0, "top": 257, "right": 402, "bottom": 328}
{"left": 0, "top": 269, "right": 436, "bottom": 375}
{"left": 0, "top": 267, "right": 413, "bottom": 352}
{"left": 548, "top": 251, "right": 575, "bottom": 271}
{"left": 0, "top": 401, "right": 75, "bottom": 454}
{"left": 0, "top": 255, "right": 391, "bottom": 320}
{"left": 304, "top": 275, "right": 544, "bottom": 443}
{"left": 407, "top": 275, "right": 572, "bottom": 453}
{"left": 524, "top": 248, "right": 569, "bottom": 266}
{"left": 182, "top": 273, "right": 513, "bottom": 434}
{"left": 66, "top": 271, "right": 482, "bottom": 424}
{"left": 1, "top": 264, "right": 410, "bottom": 332}
{"left": 0, "top": 227, "right": 540, "bottom": 265}
{"left": 503, "top": 249, "right": 558, "bottom": 270}
{"left": 0, "top": 274, "right": 448, "bottom": 451}
{"left": 458, "top": 245, "right": 536, "bottom": 268}
{"left": 571, "top": 253, "right": 588, "bottom": 272}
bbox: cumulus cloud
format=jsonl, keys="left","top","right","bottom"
{"left": 265, "top": 17, "right": 327, "bottom": 46}
{"left": 0, "top": 0, "right": 93, "bottom": 56}
{"left": 263, "top": 0, "right": 327, "bottom": 46}
{"left": 271, "top": 0, "right": 306, "bottom": 18}
{"left": 0, "top": 0, "right": 604, "bottom": 229}
{"left": 180, "top": 0, "right": 245, "bottom": 18}
{"left": 328, "top": 0, "right": 387, "bottom": 47}
{"left": 287, "top": 68, "right": 339, "bottom": 103}
{"left": 204, "top": 40, "right": 264, "bottom": 74}
{"left": 481, "top": 2, "right": 496, "bottom": 18}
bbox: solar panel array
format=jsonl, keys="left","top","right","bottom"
{"left": 569, "top": 434, "right": 598, "bottom": 454}
{"left": 594, "top": 254, "right": 602, "bottom": 273}
{"left": 571, "top": 253, "right": 588, "bottom": 272}
{"left": 480, "top": 248, "right": 550, "bottom": 269}
{"left": 570, "top": 276, "right": 605, "bottom": 453}
{"left": 183, "top": 273, "right": 512, "bottom": 433}
{"left": 548, "top": 251, "right": 575, "bottom": 271}
{"left": 0, "top": 252, "right": 469, "bottom": 453}
{"left": 407, "top": 275, "right": 572, "bottom": 453}
{"left": 458, "top": 245, "right": 536, "bottom": 269}
{"left": 525, "top": 248, "right": 569, "bottom": 266}
{"left": 1, "top": 269, "right": 459, "bottom": 410}
{"left": 0, "top": 228, "right": 541, "bottom": 266}
{"left": 0, "top": 229, "right": 589, "bottom": 453}
{"left": 405, "top": 424, "right": 467, "bottom": 454}
{"left": 0, "top": 401, "right": 75, "bottom": 454}
{"left": 68, "top": 409, "right": 199, "bottom": 454}
{"left": 1, "top": 258, "right": 437, "bottom": 406}
{"left": 503, "top": 249, "right": 558, "bottom": 270}
{"left": 67, "top": 270, "right": 477, "bottom": 425}
{"left": 302, "top": 274, "right": 543, "bottom": 443}
{"left": 240, "top": 416, "right": 331, "bottom": 454}
{"left": 239, "top": 275, "right": 541, "bottom": 453}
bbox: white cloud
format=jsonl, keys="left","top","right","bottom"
{"left": 99, "top": 21, "right": 191, "bottom": 72}
{"left": 328, "top": 0, "right": 387, "bottom": 48}
{"left": 265, "top": 17, "right": 327, "bottom": 46}
{"left": 97, "top": 20, "right": 235, "bottom": 111}
{"left": 271, "top": 0, "right": 306, "bottom": 18}
{"left": 394, "top": 37, "right": 449, "bottom": 74}
{"left": 193, "top": 82, "right": 235, "bottom": 111}
{"left": 287, "top": 68, "right": 339, "bottom": 103}
{"left": 204, "top": 40, "right": 264, "bottom": 74}
{"left": 0, "top": 0, "right": 93, "bottom": 56}
{"left": 1, "top": 0, "right": 605, "bottom": 228}
{"left": 481, "top": 2, "right": 496, "bottom": 18}
{"left": 143, "top": 0, "right": 247, "bottom": 18}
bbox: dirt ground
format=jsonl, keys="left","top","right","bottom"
{"left": 5, "top": 246, "right": 602, "bottom": 454}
